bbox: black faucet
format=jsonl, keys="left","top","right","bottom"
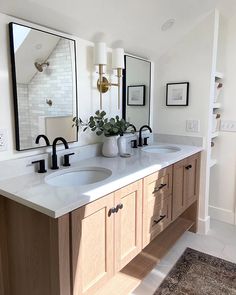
{"left": 138, "top": 125, "right": 152, "bottom": 147}
{"left": 35, "top": 134, "right": 50, "bottom": 146}
{"left": 51, "top": 137, "right": 69, "bottom": 170}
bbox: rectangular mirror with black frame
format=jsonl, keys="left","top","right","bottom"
{"left": 9, "top": 22, "right": 78, "bottom": 151}
{"left": 122, "top": 55, "right": 151, "bottom": 130}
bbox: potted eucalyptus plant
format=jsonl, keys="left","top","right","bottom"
{"left": 73, "top": 110, "right": 135, "bottom": 157}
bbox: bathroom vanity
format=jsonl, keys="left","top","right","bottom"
{"left": 0, "top": 145, "right": 201, "bottom": 295}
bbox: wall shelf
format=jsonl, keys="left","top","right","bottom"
{"left": 210, "top": 158, "right": 217, "bottom": 168}
{"left": 211, "top": 131, "right": 219, "bottom": 139}
{"left": 215, "top": 71, "right": 224, "bottom": 80}
{"left": 213, "top": 102, "right": 221, "bottom": 109}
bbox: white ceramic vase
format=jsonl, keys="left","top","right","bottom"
{"left": 102, "top": 136, "right": 119, "bottom": 157}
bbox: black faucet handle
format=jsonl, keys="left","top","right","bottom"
{"left": 63, "top": 153, "right": 75, "bottom": 167}
{"left": 131, "top": 139, "right": 138, "bottom": 148}
{"left": 143, "top": 137, "right": 149, "bottom": 146}
{"left": 32, "top": 159, "right": 47, "bottom": 173}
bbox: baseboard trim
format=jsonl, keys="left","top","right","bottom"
{"left": 209, "top": 205, "right": 234, "bottom": 225}
{"left": 198, "top": 216, "right": 210, "bottom": 234}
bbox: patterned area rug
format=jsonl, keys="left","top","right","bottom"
{"left": 154, "top": 248, "right": 236, "bottom": 295}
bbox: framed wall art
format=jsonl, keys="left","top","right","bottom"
{"left": 127, "top": 85, "right": 145, "bottom": 106}
{"left": 166, "top": 82, "right": 189, "bottom": 106}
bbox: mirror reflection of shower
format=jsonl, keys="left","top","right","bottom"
{"left": 34, "top": 61, "right": 49, "bottom": 72}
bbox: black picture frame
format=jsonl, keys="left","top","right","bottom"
{"left": 127, "top": 85, "right": 145, "bottom": 106}
{"left": 8, "top": 22, "right": 79, "bottom": 151}
{"left": 166, "top": 82, "right": 189, "bottom": 106}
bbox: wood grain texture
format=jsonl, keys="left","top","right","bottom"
{"left": 71, "top": 193, "right": 114, "bottom": 295}
{"left": 143, "top": 166, "right": 173, "bottom": 247}
{"left": 50, "top": 214, "right": 71, "bottom": 295}
{"left": 173, "top": 153, "right": 201, "bottom": 220}
{"left": 0, "top": 198, "right": 71, "bottom": 295}
{"left": 184, "top": 153, "right": 201, "bottom": 208}
{"left": 114, "top": 180, "right": 143, "bottom": 272}
{"left": 0, "top": 197, "right": 10, "bottom": 295}
{"left": 172, "top": 158, "right": 186, "bottom": 220}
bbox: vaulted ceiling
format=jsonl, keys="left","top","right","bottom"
{"left": 0, "top": 0, "right": 236, "bottom": 59}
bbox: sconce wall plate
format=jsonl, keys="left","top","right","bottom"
{"left": 97, "top": 77, "right": 109, "bottom": 93}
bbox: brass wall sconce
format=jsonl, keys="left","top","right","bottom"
{"left": 94, "top": 43, "right": 124, "bottom": 110}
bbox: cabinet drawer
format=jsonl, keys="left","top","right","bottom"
{"left": 143, "top": 194, "right": 172, "bottom": 247}
{"left": 145, "top": 166, "right": 173, "bottom": 201}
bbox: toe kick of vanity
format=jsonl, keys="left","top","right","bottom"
{"left": 0, "top": 152, "right": 201, "bottom": 295}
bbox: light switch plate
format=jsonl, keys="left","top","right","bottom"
{"left": 186, "top": 120, "right": 200, "bottom": 133}
{"left": 0, "top": 129, "right": 8, "bottom": 151}
{"left": 220, "top": 120, "right": 236, "bottom": 132}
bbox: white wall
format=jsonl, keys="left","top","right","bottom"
{"left": 209, "top": 14, "right": 236, "bottom": 224}
{"left": 154, "top": 14, "right": 215, "bottom": 138}
{"left": 0, "top": 12, "right": 122, "bottom": 161}
{"left": 154, "top": 12, "right": 217, "bottom": 232}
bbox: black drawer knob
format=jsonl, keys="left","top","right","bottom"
{"left": 185, "top": 165, "right": 192, "bottom": 170}
{"left": 115, "top": 203, "right": 124, "bottom": 212}
{"left": 108, "top": 207, "right": 116, "bottom": 217}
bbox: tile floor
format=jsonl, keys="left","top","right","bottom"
{"left": 132, "top": 219, "right": 236, "bottom": 295}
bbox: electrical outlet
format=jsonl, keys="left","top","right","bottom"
{"left": 220, "top": 120, "right": 236, "bottom": 132}
{"left": 186, "top": 120, "right": 200, "bottom": 133}
{"left": 0, "top": 129, "right": 8, "bottom": 151}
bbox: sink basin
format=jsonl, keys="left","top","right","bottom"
{"left": 142, "top": 145, "right": 181, "bottom": 154}
{"left": 45, "top": 167, "right": 112, "bottom": 187}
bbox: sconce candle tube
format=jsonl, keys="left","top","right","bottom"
{"left": 94, "top": 42, "right": 107, "bottom": 65}
{"left": 112, "top": 48, "right": 124, "bottom": 69}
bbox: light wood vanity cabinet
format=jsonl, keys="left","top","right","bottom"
{"left": 0, "top": 153, "right": 201, "bottom": 295}
{"left": 172, "top": 153, "right": 200, "bottom": 220}
{"left": 71, "top": 180, "right": 142, "bottom": 295}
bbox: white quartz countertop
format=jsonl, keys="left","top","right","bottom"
{"left": 0, "top": 143, "right": 203, "bottom": 218}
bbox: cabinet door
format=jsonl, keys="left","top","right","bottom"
{"left": 143, "top": 166, "right": 173, "bottom": 247}
{"left": 114, "top": 180, "right": 142, "bottom": 272}
{"left": 172, "top": 158, "right": 186, "bottom": 220}
{"left": 71, "top": 194, "right": 114, "bottom": 295}
{"left": 172, "top": 153, "right": 201, "bottom": 220}
{"left": 184, "top": 153, "right": 200, "bottom": 208}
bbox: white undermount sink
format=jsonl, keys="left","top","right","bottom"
{"left": 45, "top": 167, "right": 112, "bottom": 187}
{"left": 142, "top": 145, "right": 181, "bottom": 154}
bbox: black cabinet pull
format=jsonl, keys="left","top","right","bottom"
{"left": 152, "top": 183, "right": 167, "bottom": 194}
{"left": 115, "top": 203, "right": 124, "bottom": 212}
{"left": 185, "top": 164, "right": 192, "bottom": 170}
{"left": 153, "top": 215, "right": 166, "bottom": 225}
{"left": 108, "top": 207, "right": 116, "bottom": 217}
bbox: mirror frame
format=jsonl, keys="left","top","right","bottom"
{"left": 122, "top": 54, "right": 152, "bottom": 128}
{"left": 9, "top": 22, "right": 78, "bottom": 151}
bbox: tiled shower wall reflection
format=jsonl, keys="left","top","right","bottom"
{"left": 17, "top": 38, "right": 74, "bottom": 149}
